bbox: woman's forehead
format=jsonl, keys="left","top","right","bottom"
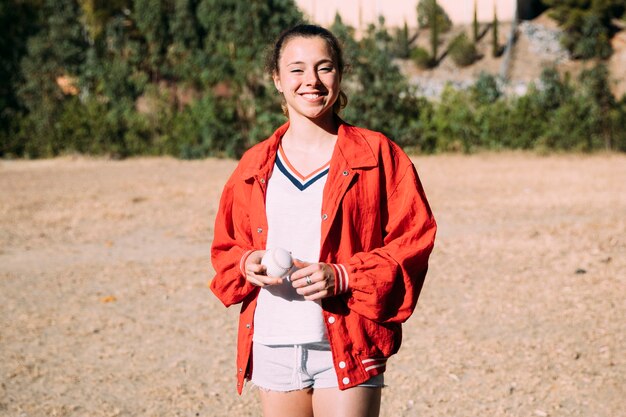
{"left": 280, "top": 36, "right": 334, "bottom": 61}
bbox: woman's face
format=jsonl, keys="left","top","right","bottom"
{"left": 273, "top": 36, "right": 341, "bottom": 121}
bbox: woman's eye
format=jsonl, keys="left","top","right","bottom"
{"left": 319, "top": 67, "right": 333, "bottom": 72}
{"left": 290, "top": 69, "right": 303, "bottom": 73}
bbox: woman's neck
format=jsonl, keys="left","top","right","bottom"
{"left": 283, "top": 112, "right": 338, "bottom": 151}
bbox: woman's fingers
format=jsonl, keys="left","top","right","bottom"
{"left": 291, "top": 262, "right": 335, "bottom": 300}
{"left": 246, "top": 261, "right": 282, "bottom": 287}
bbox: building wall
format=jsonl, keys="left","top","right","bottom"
{"left": 295, "top": 0, "right": 519, "bottom": 28}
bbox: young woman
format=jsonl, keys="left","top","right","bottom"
{"left": 210, "top": 24, "right": 436, "bottom": 417}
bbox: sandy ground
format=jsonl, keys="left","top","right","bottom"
{"left": 1, "top": 154, "right": 624, "bottom": 417}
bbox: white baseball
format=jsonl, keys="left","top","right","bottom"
{"left": 261, "top": 248, "right": 293, "bottom": 278}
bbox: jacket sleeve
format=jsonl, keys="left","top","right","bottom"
{"left": 334, "top": 162, "right": 436, "bottom": 324}
{"left": 210, "top": 169, "right": 258, "bottom": 307}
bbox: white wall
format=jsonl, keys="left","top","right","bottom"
{"left": 295, "top": 0, "right": 517, "bottom": 28}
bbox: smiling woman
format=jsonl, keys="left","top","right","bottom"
{"left": 273, "top": 36, "right": 340, "bottom": 121}
{"left": 209, "top": 24, "right": 437, "bottom": 417}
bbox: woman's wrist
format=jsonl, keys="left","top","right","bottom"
{"left": 239, "top": 249, "right": 264, "bottom": 277}
{"left": 328, "top": 263, "right": 350, "bottom": 295}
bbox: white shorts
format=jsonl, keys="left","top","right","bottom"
{"left": 251, "top": 341, "right": 384, "bottom": 392}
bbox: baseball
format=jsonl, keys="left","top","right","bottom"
{"left": 261, "top": 248, "right": 293, "bottom": 278}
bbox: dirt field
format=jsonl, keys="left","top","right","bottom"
{"left": 1, "top": 154, "right": 624, "bottom": 417}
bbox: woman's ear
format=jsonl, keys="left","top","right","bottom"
{"left": 273, "top": 72, "right": 282, "bottom": 93}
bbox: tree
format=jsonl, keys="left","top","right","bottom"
{"left": 393, "top": 20, "right": 411, "bottom": 59}
{"left": 492, "top": 3, "right": 500, "bottom": 57}
{"left": 17, "top": 0, "right": 89, "bottom": 157}
{"left": 543, "top": 0, "right": 625, "bottom": 59}
{"left": 77, "top": 0, "right": 131, "bottom": 44}
{"left": 429, "top": 0, "right": 439, "bottom": 62}
{"left": 417, "top": 0, "right": 451, "bottom": 32}
{"left": 133, "top": 0, "right": 170, "bottom": 81}
{"left": 330, "top": 13, "right": 359, "bottom": 65}
{"left": 449, "top": 33, "right": 478, "bottom": 67}
{"left": 473, "top": 0, "right": 479, "bottom": 43}
{"left": 579, "top": 63, "right": 616, "bottom": 150}
{"left": 0, "top": 0, "right": 40, "bottom": 156}
{"left": 472, "top": 72, "right": 501, "bottom": 105}
{"left": 335, "top": 18, "right": 431, "bottom": 150}
{"left": 193, "top": 0, "right": 302, "bottom": 154}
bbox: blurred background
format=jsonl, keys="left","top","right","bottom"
{"left": 1, "top": 0, "right": 625, "bottom": 159}
{"left": 2, "top": 2, "right": 625, "bottom": 417}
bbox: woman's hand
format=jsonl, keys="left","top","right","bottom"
{"left": 244, "top": 250, "right": 283, "bottom": 287}
{"left": 289, "top": 259, "right": 335, "bottom": 301}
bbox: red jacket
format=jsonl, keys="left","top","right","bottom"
{"left": 210, "top": 120, "right": 436, "bottom": 394}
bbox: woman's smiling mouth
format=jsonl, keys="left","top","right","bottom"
{"left": 301, "top": 92, "right": 325, "bottom": 101}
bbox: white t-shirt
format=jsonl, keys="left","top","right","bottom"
{"left": 253, "top": 145, "right": 330, "bottom": 345}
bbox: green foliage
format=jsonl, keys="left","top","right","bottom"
{"left": 430, "top": 85, "right": 479, "bottom": 152}
{"left": 611, "top": 98, "right": 626, "bottom": 152}
{"left": 196, "top": 0, "right": 302, "bottom": 88}
{"left": 422, "top": 63, "right": 624, "bottom": 153}
{"left": 77, "top": 0, "right": 131, "bottom": 44}
{"left": 133, "top": 0, "right": 170, "bottom": 80}
{"left": 334, "top": 18, "right": 432, "bottom": 151}
{"left": 411, "top": 46, "right": 433, "bottom": 69}
{"left": 416, "top": 0, "right": 450, "bottom": 63}
{"left": 473, "top": 0, "right": 479, "bottom": 43}
{"left": 417, "top": 0, "right": 451, "bottom": 32}
{"left": 0, "top": 0, "right": 39, "bottom": 155}
{"left": 492, "top": 5, "right": 500, "bottom": 57}
{"left": 578, "top": 63, "right": 616, "bottom": 150}
{"left": 544, "top": 0, "right": 625, "bottom": 59}
{"left": 393, "top": 21, "right": 411, "bottom": 59}
{"left": 471, "top": 72, "right": 501, "bottom": 105}
{"left": 330, "top": 13, "right": 359, "bottom": 65}
{"left": 2, "top": 0, "right": 626, "bottom": 158}
{"left": 536, "top": 67, "right": 574, "bottom": 110}
{"left": 429, "top": 0, "right": 439, "bottom": 61}
{"left": 13, "top": 0, "right": 88, "bottom": 157}
{"left": 448, "top": 33, "right": 478, "bottom": 67}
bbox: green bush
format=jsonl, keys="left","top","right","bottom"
{"left": 431, "top": 85, "right": 479, "bottom": 152}
{"left": 471, "top": 72, "right": 501, "bottom": 105}
{"left": 611, "top": 99, "right": 626, "bottom": 152}
{"left": 538, "top": 96, "right": 603, "bottom": 151}
{"left": 505, "top": 87, "right": 549, "bottom": 149}
{"left": 173, "top": 93, "right": 245, "bottom": 159}
{"left": 448, "top": 33, "right": 477, "bottom": 67}
{"left": 544, "top": 0, "right": 624, "bottom": 60}
{"left": 411, "top": 46, "right": 433, "bottom": 68}
{"left": 3, "top": 0, "right": 626, "bottom": 158}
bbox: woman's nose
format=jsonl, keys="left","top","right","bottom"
{"left": 304, "top": 69, "right": 319, "bottom": 85}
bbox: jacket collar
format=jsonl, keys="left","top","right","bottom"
{"left": 240, "top": 118, "right": 378, "bottom": 181}
{"left": 335, "top": 120, "right": 378, "bottom": 170}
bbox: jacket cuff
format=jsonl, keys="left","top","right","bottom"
{"left": 330, "top": 263, "right": 350, "bottom": 295}
{"left": 239, "top": 249, "right": 255, "bottom": 277}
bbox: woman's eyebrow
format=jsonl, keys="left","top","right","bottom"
{"left": 286, "top": 59, "right": 334, "bottom": 66}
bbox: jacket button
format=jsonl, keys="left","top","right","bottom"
{"left": 343, "top": 170, "right": 349, "bottom": 176}
{"left": 260, "top": 178, "right": 265, "bottom": 184}
{"left": 322, "top": 214, "right": 328, "bottom": 220}
{"left": 239, "top": 368, "right": 243, "bottom": 373}
{"left": 342, "top": 377, "right": 350, "bottom": 384}
{"left": 246, "top": 324, "right": 251, "bottom": 329}
{"left": 327, "top": 316, "right": 335, "bottom": 324}
{"left": 257, "top": 227, "right": 263, "bottom": 233}
{"left": 339, "top": 361, "right": 346, "bottom": 369}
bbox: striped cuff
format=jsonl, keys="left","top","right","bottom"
{"left": 330, "top": 263, "right": 349, "bottom": 295}
{"left": 362, "top": 358, "right": 387, "bottom": 373}
{"left": 239, "top": 250, "right": 255, "bottom": 277}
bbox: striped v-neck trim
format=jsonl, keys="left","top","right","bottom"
{"left": 276, "top": 145, "right": 330, "bottom": 191}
